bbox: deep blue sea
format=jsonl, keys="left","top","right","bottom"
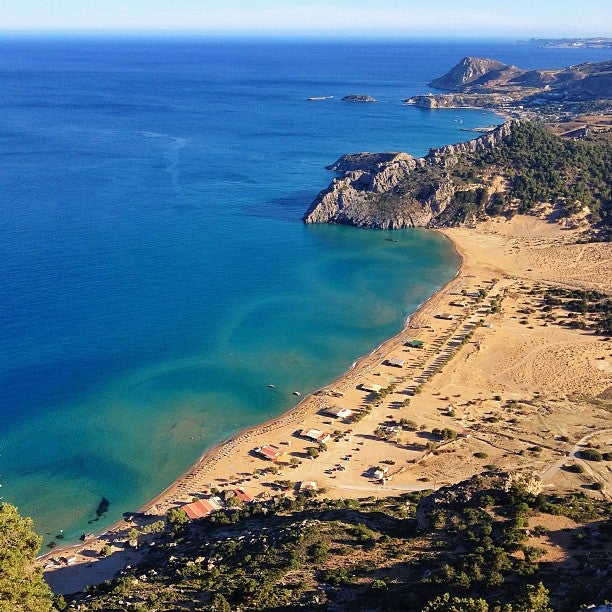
{"left": 0, "top": 37, "right": 609, "bottom": 545}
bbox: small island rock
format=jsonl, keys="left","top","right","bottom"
{"left": 341, "top": 94, "right": 378, "bottom": 103}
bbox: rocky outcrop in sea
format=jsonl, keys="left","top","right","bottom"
{"left": 341, "top": 94, "right": 378, "bottom": 103}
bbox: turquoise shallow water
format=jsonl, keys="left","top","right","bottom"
{"left": 0, "top": 38, "right": 608, "bottom": 545}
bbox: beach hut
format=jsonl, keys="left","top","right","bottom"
{"left": 324, "top": 406, "right": 353, "bottom": 419}
{"left": 436, "top": 313, "right": 455, "bottom": 320}
{"left": 254, "top": 445, "right": 286, "bottom": 462}
{"left": 182, "top": 497, "right": 223, "bottom": 520}
{"left": 232, "top": 488, "right": 254, "bottom": 503}
{"left": 360, "top": 382, "right": 383, "bottom": 394}
{"left": 386, "top": 358, "right": 405, "bottom": 368}
{"left": 300, "top": 428, "right": 331, "bottom": 444}
{"left": 324, "top": 388, "right": 345, "bottom": 397}
{"left": 373, "top": 466, "right": 389, "bottom": 480}
{"left": 299, "top": 481, "right": 318, "bottom": 492}
{"left": 405, "top": 339, "right": 425, "bottom": 348}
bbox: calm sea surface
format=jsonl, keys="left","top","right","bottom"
{"left": 0, "top": 38, "right": 608, "bottom": 544}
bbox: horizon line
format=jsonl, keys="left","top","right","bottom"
{"left": 0, "top": 29, "right": 606, "bottom": 42}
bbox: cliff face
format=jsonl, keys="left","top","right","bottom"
{"left": 302, "top": 122, "right": 515, "bottom": 228}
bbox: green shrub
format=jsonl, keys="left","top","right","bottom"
{"left": 565, "top": 463, "right": 585, "bottom": 473}
{"left": 580, "top": 449, "right": 603, "bottom": 461}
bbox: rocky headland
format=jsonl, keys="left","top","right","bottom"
{"left": 530, "top": 37, "right": 612, "bottom": 49}
{"left": 404, "top": 56, "right": 612, "bottom": 118}
{"left": 302, "top": 121, "right": 513, "bottom": 229}
{"left": 303, "top": 120, "right": 611, "bottom": 232}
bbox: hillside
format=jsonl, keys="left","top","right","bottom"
{"left": 54, "top": 473, "right": 611, "bottom": 611}
{"left": 405, "top": 57, "right": 612, "bottom": 119}
{"left": 428, "top": 56, "right": 612, "bottom": 99}
{"left": 302, "top": 121, "right": 611, "bottom": 233}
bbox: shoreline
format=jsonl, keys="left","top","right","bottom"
{"left": 38, "top": 228, "right": 464, "bottom": 564}
{"left": 40, "top": 215, "right": 612, "bottom": 595}
{"left": 137, "top": 232, "right": 464, "bottom": 515}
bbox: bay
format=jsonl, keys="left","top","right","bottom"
{"left": 0, "top": 38, "right": 607, "bottom": 544}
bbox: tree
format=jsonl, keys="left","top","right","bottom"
{"left": 127, "top": 527, "right": 139, "bottom": 542}
{"left": 0, "top": 502, "right": 54, "bottom": 612}
{"left": 422, "top": 592, "right": 489, "bottom": 611}
{"left": 166, "top": 507, "right": 189, "bottom": 530}
{"left": 99, "top": 544, "right": 111, "bottom": 557}
{"left": 210, "top": 593, "right": 231, "bottom": 612}
{"left": 306, "top": 447, "right": 320, "bottom": 459}
{"left": 512, "top": 582, "right": 553, "bottom": 612}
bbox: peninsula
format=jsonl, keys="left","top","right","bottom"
{"left": 404, "top": 56, "right": 612, "bottom": 121}
{"left": 303, "top": 121, "right": 610, "bottom": 232}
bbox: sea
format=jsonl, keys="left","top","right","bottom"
{"left": 0, "top": 36, "right": 608, "bottom": 546}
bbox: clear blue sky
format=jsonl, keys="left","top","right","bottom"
{"left": 2, "top": 0, "right": 610, "bottom": 37}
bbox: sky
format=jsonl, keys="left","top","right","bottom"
{"left": 1, "top": 0, "right": 611, "bottom": 38}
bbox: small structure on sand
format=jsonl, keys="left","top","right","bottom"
{"left": 299, "top": 481, "right": 318, "bottom": 492}
{"left": 300, "top": 428, "right": 331, "bottom": 444}
{"left": 224, "top": 488, "right": 254, "bottom": 504}
{"left": 254, "top": 445, "right": 286, "bottom": 462}
{"left": 405, "top": 339, "right": 425, "bottom": 348}
{"left": 181, "top": 497, "right": 223, "bottom": 520}
{"left": 361, "top": 382, "right": 383, "bottom": 394}
{"left": 386, "top": 358, "right": 405, "bottom": 368}
{"left": 436, "top": 313, "right": 455, "bottom": 320}
{"left": 373, "top": 466, "right": 389, "bottom": 480}
{"left": 324, "top": 406, "right": 353, "bottom": 419}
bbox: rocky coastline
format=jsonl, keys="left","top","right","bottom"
{"left": 404, "top": 56, "right": 611, "bottom": 119}
{"left": 302, "top": 122, "right": 515, "bottom": 229}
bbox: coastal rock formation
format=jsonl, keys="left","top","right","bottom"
{"left": 426, "top": 121, "right": 514, "bottom": 163}
{"left": 302, "top": 122, "right": 514, "bottom": 228}
{"left": 429, "top": 56, "right": 612, "bottom": 98}
{"left": 404, "top": 57, "right": 612, "bottom": 114}
{"left": 429, "top": 56, "right": 513, "bottom": 92}
{"left": 341, "top": 94, "right": 378, "bottom": 102}
{"left": 416, "top": 56, "right": 612, "bottom": 109}
{"left": 405, "top": 92, "right": 509, "bottom": 109}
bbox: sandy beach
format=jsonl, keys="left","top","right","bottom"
{"left": 41, "top": 214, "right": 612, "bottom": 594}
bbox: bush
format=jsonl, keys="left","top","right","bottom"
{"left": 565, "top": 463, "right": 585, "bottom": 473}
{"left": 580, "top": 449, "right": 603, "bottom": 461}
{"left": 370, "top": 579, "right": 387, "bottom": 590}
{"left": 99, "top": 544, "right": 112, "bottom": 557}
{"left": 167, "top": 507, "right": 189, "bottom": 529}
{"left": 321, "top": 568, "right": 351, "bottom": 585}
{"left": 309, "top": 540, "right": 330, "bottom": 562}
{"left": 306, "top": 447, "right": 320, "bottom": 459}
{"left": 473, "top": 452, "right": 488, "bottom": 459}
